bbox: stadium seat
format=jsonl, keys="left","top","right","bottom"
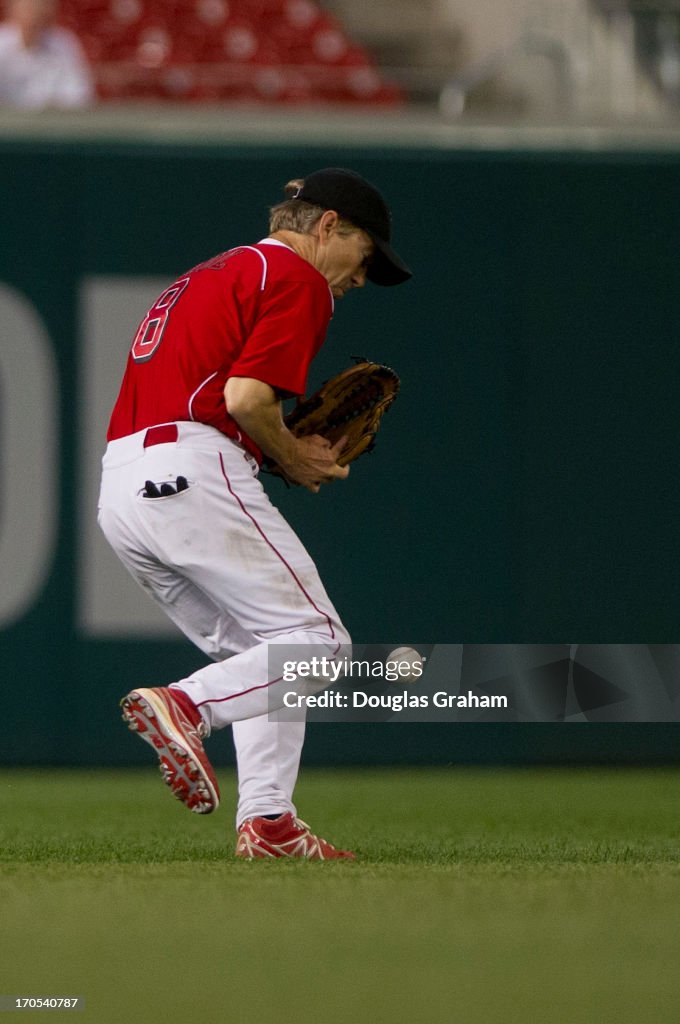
{"left": 60, "top": 0, "right": 404, "bottom": 105}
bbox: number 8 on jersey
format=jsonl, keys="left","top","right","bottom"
{"left": 131, "top": 277, "right": 190, "bottom": 363}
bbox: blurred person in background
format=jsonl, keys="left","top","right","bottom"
{"left": 0, "top": 0, "right": 94, "bottom": 109}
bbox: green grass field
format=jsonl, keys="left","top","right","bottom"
{"left": 1, "top": 766, "right": 679, "bottom": 1023}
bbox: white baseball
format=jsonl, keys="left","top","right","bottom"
{"left": 386, "top": 646, "right": 424, "bottom": 683}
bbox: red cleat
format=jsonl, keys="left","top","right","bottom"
{"left": 120, "top": 687, "right": 219, "bottom": 814}
{"left": 235, "top": 812, "right": 355, "bottom": 860}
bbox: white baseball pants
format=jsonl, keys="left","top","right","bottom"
{"left": 98, "top": 422, "right": 350, "bottom": 826}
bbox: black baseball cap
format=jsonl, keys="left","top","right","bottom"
{"left": 291, "top": 168, "right": 412, "bottom": 287}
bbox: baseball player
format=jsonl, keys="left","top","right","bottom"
{"left": 98, "top": 168, "right": 411, "bottom": 859}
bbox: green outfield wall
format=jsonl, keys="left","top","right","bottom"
{"left": 1, "top": 136, "right": 679, "bottom": 765}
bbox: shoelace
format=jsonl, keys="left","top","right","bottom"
{"left": 293, "top": 818, "right": 330, "bottom": 848}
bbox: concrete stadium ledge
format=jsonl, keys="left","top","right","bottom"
{"left": 2, "top": 104, "right": 680, "bottom": 151}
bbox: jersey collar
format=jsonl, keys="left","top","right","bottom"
{"left": 257, "top": 238, "right": 334, "bottom": 314}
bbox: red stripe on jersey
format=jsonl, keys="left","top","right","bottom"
{"left": 106, "top": 243, "right": 332, "bottom": 461}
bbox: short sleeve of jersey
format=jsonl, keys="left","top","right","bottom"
{"left": 228, "top": 273, "right": 332, "bottom": 397}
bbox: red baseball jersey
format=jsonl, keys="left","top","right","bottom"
{"left": 107, "top": 240, "right": 334, "bottom": 461}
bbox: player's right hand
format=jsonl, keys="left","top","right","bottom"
{"left": 287, "top": 434, "right": 350, "bottom": 492}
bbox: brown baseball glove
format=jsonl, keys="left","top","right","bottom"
{"left": 268, "top": 357, "right": 400, "bottom": 480}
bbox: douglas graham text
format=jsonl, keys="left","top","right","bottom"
{"left": 283, "top": 690, "right": 508, "bottom": 711}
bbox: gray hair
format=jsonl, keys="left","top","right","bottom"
{"left": 269, "top": 179, "right": 357, "bottom": 235}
